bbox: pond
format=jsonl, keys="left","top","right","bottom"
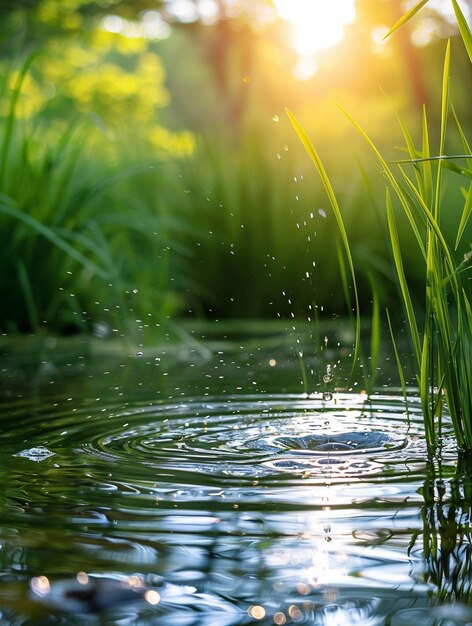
{"left": 1, "top": 323, "right": 471, "bottom": 625}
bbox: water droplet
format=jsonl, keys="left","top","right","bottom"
{"left": 323, "top": 374, "right": 333, "bottom": 383}
{"left": 137, "top": 351, "right": 144, "bottom": 357}
{"left": 318, "top": 208, "right": 327, "bottom": 218}
{"left": 272, "top": 114, "right": 279, "bottom": 122}
{"left": 323, "top": 392, "right": 333, "bottom": 401}
{"left": 283, "top": 144, "right": 289, "bottom": 151}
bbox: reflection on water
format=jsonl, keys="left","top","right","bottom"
{"left": 0, "top": 333, "right": 470, "bottom": 624}
{"left": 410, "top": 457, "right": 472, "bottom": 608}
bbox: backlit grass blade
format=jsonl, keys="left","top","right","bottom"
{"left": 452, "top": 106, "right": 472, "bottom": 167}
{"left": 399, "top": 167, "right": 457, "bottom": 280}
{"left": 421, "top": 106, "right": 433, "bottom": 205}
{"left": 396, "top": 112, "right": 425, "bottom": 198}
{"left": 455, "top": 182, "right": 472, "bottom": 250}
{"left": 286, "top": 107, "right": 361, "bottom": 369}
{"left": 340, "top": 106, "right": 427, "bottom": 260}
{"left": 452, "top": 0, "right": 472, "bottom": 62}
{"left": 385, "top": 189, "right": 421, "bottom": 366}
{"left": 383, "top": 0, "right": 430, "bottom": 39}
{"left": 369, "top": 274, "right": 381, "bottom": 391}
{"left": 433, "top": 40, "right": 450, "bottom": 222}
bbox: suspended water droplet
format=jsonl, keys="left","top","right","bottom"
{"left": 283, "top": 144, "right": 289, "bottom": 151}
{"left": 323, "top": 392, "right": 333, "bottom": 401}
{"left": 318, "top": 208, "right": 327, "bottom": 218}
{"left": 323, "top": 373, "right": 333, "bottom": 383}
{"left": 272, "top": 114, "right": 280, "bottom": 122}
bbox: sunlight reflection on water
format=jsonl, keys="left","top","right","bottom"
{"left": 0, "top": 337, "right": 466, "bottom": 624}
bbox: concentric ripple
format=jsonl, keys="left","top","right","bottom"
{"left": 57, "top": 391, "right": 432, "bottom": 484}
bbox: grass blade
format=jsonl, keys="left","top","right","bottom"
{"left": 340, "top": 105, "right": 427, "bottom": 259}
{"left": 455, "top": 182, "right": 472, "bottom": 250}
{"left": 452, "top": 0, "right": 472, "bottom": 62}
{"left": 286, "top": 107, "right": 361, "bottom": 371}
{"left": 383, "top": 0, "right": 430, "bottom": 39}
{"left": 0, "top": 195, "right": 108, "bottom": 279}
{"left": 386, "top": 188, "right": 421, "bottom": 366}
{"left": 0, "top": 51, "right": 38, "bottom": 188}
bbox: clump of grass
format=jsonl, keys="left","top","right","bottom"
{"left": 288, "top": 0, "right": 472, "bottom": 454}
{"left": 0, "top": 53, "right": 186, "bottom": 339}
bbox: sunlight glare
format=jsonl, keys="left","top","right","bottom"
{"left": 274, "top": 0, "right": 356, "bottom": 57}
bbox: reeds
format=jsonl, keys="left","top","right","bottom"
{"left": 288, "top": 0, "right": 472, "bottom": 453}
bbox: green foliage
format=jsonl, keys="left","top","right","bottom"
{"left": 0, "top": 54, "right": 187, "bottom": 337}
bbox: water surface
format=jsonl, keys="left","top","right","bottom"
{"left": 0, "top": 329, "right": 470, "bottom": 625}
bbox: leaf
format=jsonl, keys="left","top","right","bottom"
{"left": 385, "top": 189, "right": 421, "bottom": 367}
{"left": 383, "top": 0, "right": 430, "bottom": 40}
{"left": 455, "top": 182, "right": 472, "bottom": 250}
{"left": 452, "top": 0, "right": 472, "bottom": 63}
{"left": 286, "top": 107, "right": 361, "bottom": 371}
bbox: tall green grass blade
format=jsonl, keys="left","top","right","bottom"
{"left": 385, "top": 189, "right": 421, "bottom": 366}
{"left": 419, "top": 320, "right": 435, "bottom": 449}
{"left": 452, "top": 106, "right": 472, "bottom": 166}
{"left": 399, "top": 167, "right": 457, "bottom": 279}
{"left": 369, "top": 274, "right": 381, "bottom": 391}
{"left": 396, "top": 112, "right": 426, "bottom": 198}
{"left": 421, "top": 106, "right": 433, "bottom": 205}
{"left": 0, "top": 195, "right": 108, "bottom": 278}
{"left": 433, "top": 40, "right": 450, "bottom": 222}
{"left": 298, "top": 351, "right": 309, "bottom": 394}
{"left": 340, "top": 106, "right": 427, "bottom": 260}
{"left": 452, "top": 0, "right": 472, "bottom": 62}
{"left": 286, "top": 107, "right": 361, "bottom": 371}
{"left": 455, "top": 182, "right": 472, "bottom": 250}
{"left": 0, "top": 51, "right": 37, "bottom": 188}
{"left": 383, "top": 0, "right": 430, "bottom": 39}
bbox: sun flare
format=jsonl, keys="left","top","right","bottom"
{"left": 274, "top": 0, "right": 356, "bottom": 57}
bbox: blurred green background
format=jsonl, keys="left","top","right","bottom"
{"left": 0, "top": 0, "right": 470, "bottom": 338}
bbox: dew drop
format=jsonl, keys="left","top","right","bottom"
{"left": 323, "top": 392, "right": 333, "bottom": 401}
{"left": 272, "top": 114, "right": 280, "bottom": 122}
